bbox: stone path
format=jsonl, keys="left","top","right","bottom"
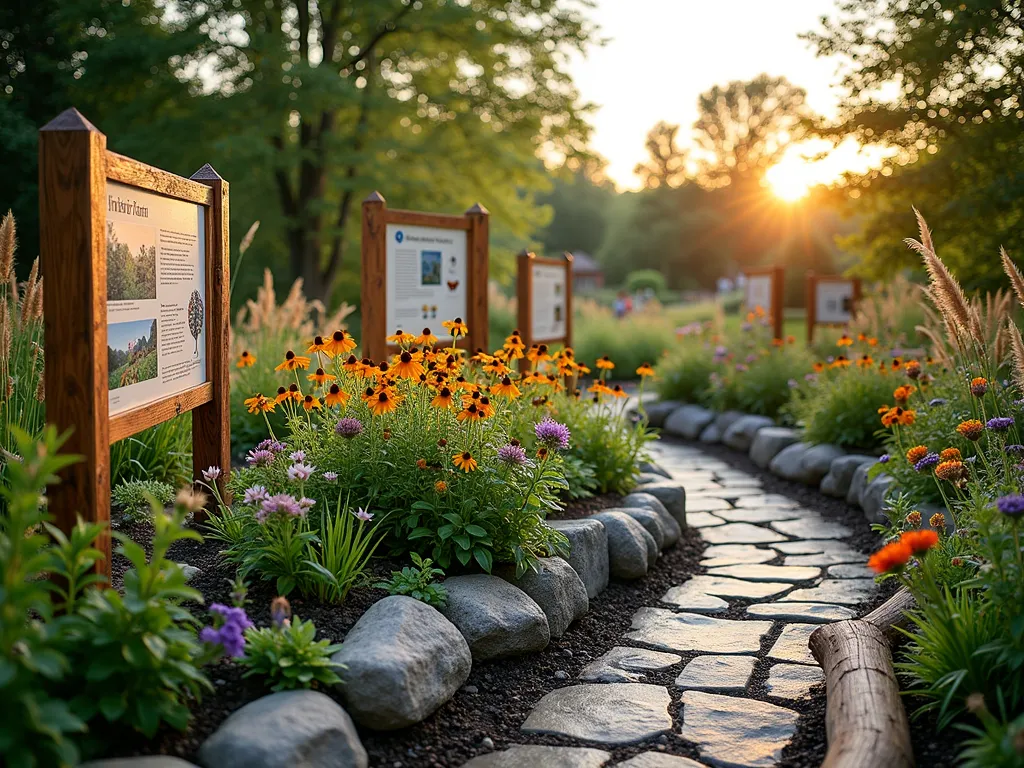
{"left": 462, "top": 441, "right": 877, "bottom": 768}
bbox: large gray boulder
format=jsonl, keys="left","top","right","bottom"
{"left": 643, "top": 400, "right": 683, "bottom": 429}
{"left": 330, "top": 596, "right": 470, "bottom": 729}
{"left": 639, "top": 461, "right": 672, "bottom": 479}
{"left": 503, "top": 557, "right": 588, "bottom": 639}
{"left": 698, "top": 423, "right": 722, "bottom": 443}
{"left": 723, "top": 415, "right": 774, "bottom": 452}
{"left": 621, "top": 493, "right": 681, "bottom": 546}
{"left": 846, "top": 463, "right": 873, "bottom": 507}
{"left": 862, "top": 474, "right": 896, "bottom": 524}
{"left": 440, "top": 575, "right": 550, "bottom": 660}
{"left": 820, "top": 454, "right": 876, "bottom": 498}
{"left": 769, "top": 442, "right": 814, "bottom": 481}
{"left": 634, "top": 482, "right": 685, "bottom": 529}
{"left": 749, "top": 428, "right": 800, "bottom": 469}
{"left": 664, "top": 405, "right": 716, "bottom": 440}
{"left": 714, "top": 410, "right": 746, "bottom": 434}
{"left": 616, "top": 506, "right": 667, "bottom": 551}
{"left": 549, "top": 518, "right": 610, "bottom": 598}
{"left": 198, "top": 691, "right": 367, "bottom": 768}
{"left": 799, "top": 444, "right": 846, "bottom": 486}
{"left": 591, "top": 511, "right": 654, "bottom": 580}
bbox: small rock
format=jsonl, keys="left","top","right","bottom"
{"left": 764, "top": 663, "right": 824, "bottom": 701}
{"left": 713, "top": 410, "right": 746, "bottom": 435}
{"left": 554, "top": 670, "right": 569, "bottom": 680}
{"left": 799, "top": 444, "right": 846, "bottom": 486}
{"left": 644, "top": 400, "right": 684, "bottom": 429}
{"left": 460, "top": 745, "right": 610, "bottom": 768}
{"left": 846, "top": 463, "right": 873, "bottom": 507}
{"left": 679, "top": 690, "right": 797, "bottom": 767}
{"left": 861, "top": 474, "right": 896, "bottom": 524}
{"left": 820, "top": 454, "right": 877, "bottom": 498}
{"left": 749, "top": 428, "right": 800, "bottom": 469}
{"left": 549, "top": 518, "right": 610, "bottom": 599}
{"left": 722, "top": 415, "right": 774, "bottom": 452}
{"left": 620, "top": 493, "right": 681, "bottom": 546}
{"left": 175, "top": 563, "right": 201, "bottom": 583}
{"left": 698, "top": 423, "right": 722, "bottom": 443}
{"left": 699, "top": 544, "right": 777, "bottom": 568}
{"left": 440, "top": 575, "right": 550, "bottom": 661}
{"left": 197, "top": 690, "right": 367, "bottom": 768}
{"left": 768, "top": 442, "right": 814, "bottom": 482}
{"left": 767, "top": 624, "right": 819, "bottom": 666}
{"left": 578, "top": 646, "right": 682, "bottom": 683}
{"left": 480, "top": 737, "right": 495, "bottom": 750}
{"left": 614, "top": 506, "right": 667, "bottom": 551}
{"left": 639, "top": 461, "right": 672, "bottom": 479}
{"left": 521, "top": 683, "right": 672, "bottom": 745}
{"left": 664, "top": 405, "right": 716, "bottom": 440}
{"left": 81, "top": 760, "right": 200, "bottom": 768}
{"left": 591, "top": 511, "right": 653, "bottom": 580}
{"left": 501, "top": 557, "right": 588, "bottom": 639}
{"left": 463, "top": 684, "right": 479, "bottom": 694}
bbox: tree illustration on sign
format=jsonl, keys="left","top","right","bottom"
{"left": 188, "top": 289, "right": 204, "bottom": 355}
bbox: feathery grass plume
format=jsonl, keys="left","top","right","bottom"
{"left": 0, "top": 211, "right": 14, "bottom": 280}
{"left": 30, "top": 277, "right": 43, "bottom": 320}
{"left": 905, "top": 208, "right": 978, "bottom": 347}
{"left": 1002, "top": 247, "right": 1024, "bottom": 311}
{"left": 34, "top": 374, "right": 44, "bottom": 402}
{"left": 1009, "top": 321, "right": 1024, "bottom": 393}
{"left": 19, "top": 258, "right": 38, "bottom": 328}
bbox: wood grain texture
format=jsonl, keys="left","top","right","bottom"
{"left": 108, "top": 152, "right": 214, "bottom": 206}
{"left": 190, "top": 166, "right": 231, "bottom": 510}
{"left": 465, "top": 203, "right": 490, "bottom": 354}
{"left": 108, "top": 382, "right": 213, "bottom": 443}
{"left": 382, "top": 209, "right": 471, "bottom": 231}
{"left": 361, "top": 193, "right": 387, "bottom": 362}
{"left": 563, "top": 251, "right": 574, "bottom": 350}
{"left": 771, "top": 265, "right": 785, "bottom": 341}
{"left": 39, "top": 109, "right": 112, "bottom": 578}
{"left": 810, "top": 612, "right": 915, "bottom": 768}
{"left": 516, "top": 251, "right": 534, "bottom": 372}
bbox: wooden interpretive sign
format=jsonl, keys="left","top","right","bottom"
{"left": 516, "top": 250, "right": 573, "bottom": 358}
{"left": 38, "top": 108, "right": 230, "bottom": 578}
{"left": 806, "top": 273, "right": 861, "bottom": 342}
{"left": 743, "top": 266, "right": 785, "bottom": 340}
{"left": 361, "top": 192, "right": 489, "bottom": 362}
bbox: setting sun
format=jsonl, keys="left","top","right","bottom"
{"left": 766, "top": 138, "right": 893, "bottom": 202}
{"left": 766, "top": 160, "right": 813, "bottom": 201}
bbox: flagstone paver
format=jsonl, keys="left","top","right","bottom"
{"left": 507, "top": 439, "right": 877, "bottom": 768}
{"left": 675, "top": 655, "right": 757, "bottom": 693}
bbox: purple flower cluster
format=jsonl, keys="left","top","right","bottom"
{"left": 242, "top": 485, "right": 270, "bottom": 506}
{"left": 323, "top": 471, "right": 339, "bottom": 483}
{"left": 986, "top": 416, "right": 1015, "bottom": 432}
{"left": 913, "top": 452, "right": 940, "bottom": 472}
{"left": 200, "top": 603, "right": 252, "bottom": 657}
{"left": 257, "top": 438, "right": 288, "bottom": 453}
{"left": 335, "top": 417, "right": 364, "bottom": 438}
{"left": 256, "top": 493, "right": 307, "bottom": 523}
{"left": 497, "top": 443, "right": 528, "bottom": 466}
{"left": 245, "top": 448, "right": 275, "bottom": 467}
{"left": 878, "top": 454, "right": 890, "bottom": 464}
{"left": 535, "top": 417, "right": 571, "bottom": 451}
{"left": 996, "top": 494, "right": 1024, "bottom": 518}
{"left": 1005, "top": 445, "right": 1024, "bottom": 456}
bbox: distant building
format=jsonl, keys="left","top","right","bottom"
{"left": 570, "top": 251, "right": 604, "bottom": 293}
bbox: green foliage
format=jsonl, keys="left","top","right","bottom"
{"left": 655, "top": 343, "right": 717, "bottom": 405}
{"left": 784, "top": 366, "right": 894, "bottom": 451}
{"left": 241, "top": 617, "right": 343, "bottom": 693}
{"left": 111, "top": 479, "right": 176, "bottom": 521}
{"left": 109, "top": 414, "right": 192, "bottom": 489}
{"left": 572, "top": 300, "right": 676, "bottom": 381}
{"left": 302, "top": 494, "right": 386, "bottom": 604}
{"left": 959, "top": 700, "right": 1024, "bottom": 768}
{"left": 625, "top": 269, "right": 667, "bottom": 295}
{"left": 375, "top": 552, "right": 448, "bottom": 608}
{"left": 708, "top": 344, "right": 812, "bottom": 420}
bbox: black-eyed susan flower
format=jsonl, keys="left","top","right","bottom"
{"left": 453, "top": 451, "right": 478, "bottom": 472}
{"left": 610, "top": 384, "right": 629, "bottom": 398}
{"left": 431, "top": 386, "right": 455, "bottom": 409}
{"left": 325, "top": 384, "right": 349, "bottom": 408}
{"left": 323, "top": 330, "right": 356, "bottom": 357}
{"left": 387, "top": 329, "right": 416, "bottom": 345}
{"left": 504, "top": 332, "right": 526, "bottom": 359}
{"left": 368, "top": 390, "right": 401, "bottom": 416}
{"left": 491, "top": 376, "right": 521, "bottom": 399}
{"left": 414, "top": 328, "right": 438, "bottom": 346}
{"left": 274, "top": 386, "right": 290, "bottom": 404}
{"left": 302, "top": 394, "right": 322, "bottom": 411}
{"left": 456, "top": 403, "right": 484, "bottom": 422}
{"left": 244, "top": 394, "right": 274, "bottom": 414}
{"left": 307, "top": 335, "right": 329, "bottom": 354}
{"left": 308, "top": 367, "right": 336, "bottom": 386}
{"left": 392, "top": 351, "right": 425, "bottom": 380}
{"left": 442, "top": 317, "right": 468, "bottom": 337}
{"left": 837, "top": 334, "right": 853, "bottom": 347}
{"left": 342, "top": 354, "right": 363, "bottom": 374}
{"left": 478, "top": 396, "right": 495, "bottom": 418}
{"left": 596, "top": 355, "right": 615, "bottom": 370}
{"left": 236, "top": 350, "right": 256, "bottom": 368}
{"left": 636, "top": 362, "right": 655, "bottom": 377}
{"left": 275, "top": 350, "right": 311, "bottom": 371}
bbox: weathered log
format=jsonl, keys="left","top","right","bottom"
{"left": 809, "top": 590, "right": 916, "bottom": 768}
{"left": 865, "top": 587, "right": 916, "bottom": 639}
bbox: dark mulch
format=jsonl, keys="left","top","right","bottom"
{"left": 548, "top": 492, "right": 622, "bottom": 520}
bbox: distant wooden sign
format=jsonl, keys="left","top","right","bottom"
{"left": 38, "top": 108, "right": 231, "bottom": 578}
{"left": 361, "top": 192, "right": 489, "bottom": 362}
{"left": 743, "top": 266, "right": 784, "bottom": 340}
{"left": 517, "top": 250, "right": 573, "bottom": 357}
{"left": 807, "top": 273, "right": 861, "bottom": 342}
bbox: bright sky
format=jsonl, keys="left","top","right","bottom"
{"left": 567, "top": 0, "right": 879, "bottom": 192}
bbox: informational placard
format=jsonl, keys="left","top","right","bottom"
{"left": 815, "top": 280, "right": 856, "bottom": 323}
{"left": 745, "top": 274, "right": 773, "bottom": 312}
{"left": 106, "top": 182, "right": 207, "bottom": 415}
{"left": 385, "top": 224, "right": 467, "bottom": 342}
{"left": 531, "top": 262, "right": 568, "bottom": 341}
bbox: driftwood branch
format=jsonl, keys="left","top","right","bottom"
{"left": 809, "top": 588, "right": 916, "bottom": 768}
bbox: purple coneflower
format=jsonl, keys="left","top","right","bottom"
{"left": 535, "top": 417, "right": 571, "bottom": 451}
{"left": 258, "top": 493, "right": 304, "bottom": 522}
{"left": 335, "top": 417, "right": 364, "bottom": 438}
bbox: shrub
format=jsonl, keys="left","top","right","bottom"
{"left": 655, "top": 342, "right": 717, "bottom": 404}
{"left": 375, "top": 552, "right": 448, "bottom": 608}
{"left": 784, "top": 365, "right": 894, "bottom": 451}
{"left": 572, "top": 299, "right": 675, "bottom": 380}
{"left": 708, "top": 343, "right": 812, "bottom": 420}
{"left": 241, "top": 599, "right": 343, "bottom": 692}
{"left": 111, "top": 478, "right": 176, "bottom": 520}
{"left": 625, "top": 269, "right": 667, "bottom": 294}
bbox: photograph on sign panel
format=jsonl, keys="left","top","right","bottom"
{"left": 420, "top": 250, "right": 442, "bottom": 286}
{"left": 108, "top": 318, "right": 158, "bottom": 390}
{"left": 106, "top": 220, "right": 157, "bottom": 301}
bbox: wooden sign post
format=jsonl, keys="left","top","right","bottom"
{"left": 516, "top": 250, "right": 573, "bottom": 361}
{"left": 742, "top": 266, "right": 785, "bottom": 340}
{"left": 806, "top": 273, "right": 862, "bottom": 342}
{"left": 39, "top": 108, "right": 230, "bottom": 578}
{"left": 361, "top": 192, "right": 489, "bottom": 362}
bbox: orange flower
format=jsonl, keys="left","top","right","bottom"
{"left": 442, "top": 317, "right": 469, "bottom": 337}
{"left": 893, "top": 384, "right": 916, "bottom": 405}
{"left": 387, "top": 329, "right": 416, "bottom": 345}
{"left": 456, "top": 403, "right": 485, "bottom": 422}
{"left": 434, "top": 480, "right": 448, "bottom": 494}
{"left": 928, "top": 512, "right": 946, "bottom": 529}
{"left": 878, "top": 404, "right": 891, "bottom": 414}
{"left": 636, "top": 362, "right": 656, "bottom": 377}
{"left": 392, "top": 351, "right": 425, "bottom": 380}
{"left": 453, "top": 451, "right": 478, "bottom": 472}
{"left": 302, "top": 394, "right": 322, "bottom": 411}
{"left": 900, "top": 529, "right": 939, "bottom": 555}
{"left": 939, "top": 447, "right": 961, "bottom": 461}
{"left": 837, "top": 334, "right": 853, "bottom": 346}
{"left": 414, "top": 328, "right": 438, "bottom": 346}
{"left": 307, "top": 367, "right": 336, "bottom": 386}
{"left": 899, "top": 409, "right": 917, "bottom": 426}
{"left": 491, "top": 376, "right": 521, "bottom": 399}
{"left": 905, "top": 360, "right": 921, "bottom": 379}
{"left": 868, "top": 540, "right": 913, "bottom": 574}
{"left": 880, "top": 407, "right": 903, "bottom": 427}
{"left": 813, "top": 362, "right": 825, "bottom": 373}
{"left": 503, "top": 332, "right": 526, "bottom": 359}
{"left": 236, "top": 350, "right": 256, "bottom": 368}
{"left": 368, "top": 390, "right": 401, "bottom": 416}
{"left": 956, "top": 419, "right": 984, "bottom": 441}
{"left": 905, "top": 445, "right": 929, "bottom": 464}
{"left": 431, "top": 386, "right": 456, "bottom": 410}
{"left": 323, "top": 330, "right": 356, "bottom": 357}
{"left": 325, "top": 384, "right": 349, "bottom": 408}
{"left": 970, "top": 377, "right": 988, "bottom": 397}
{"left": 275, "top": 350, "right": 311, "bottom": 371}
{"left": 867, "top": 337, "right": 878, "bottom": 346}
{"left": 856, "top": 354, "right": 874, "bottom": 368}
{"left": 595, "top": 355, "right": 615, "bottom": 370}
{"left": 244, "top": 394, "right": 274, "bottom": 414}
{"left": 527, "top": 344, "right": 552, "bottom": 364}
{"left": 610, "top": 384, "right": 629, "bottom": 398}
{"left": 831, "top": 355, "right": 851, "bottom": 368}
{"left": 307, "top": 335, "right": 329, "bottom": 354}
{"left": 478, "top": 396, "right": 495, "bottom": 418}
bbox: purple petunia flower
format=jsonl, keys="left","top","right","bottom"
{"left": 201, "top": 603, "right": 253, "bottom": 658}
{"left": 246, "top": 448, "right": 275, "bottom": 467}
{"left": 878, "top": 454, "right": 890, "bottom": 464}
{"left": 986, "top": 416, "right": 1015, "bottom": 432}
{"left": 287, "top": 462, "right": 316, "bottom": 482}
{"left": 996, "top": 494, "right": 1024, "bottom": 518}
{"left": 497, "top": 443, "right": 528, "bottom": 466}
{"left": 535, "top": 417, "right": 571, "bottom": 451}
{"left": 914, "top": 452, "right": 941, "bottom": 472}
{"left": 335, "top": 417, "right": 364, "bottom": 438}
{"left": 257, "top": 493, "right": 304, "bottom": 522}
{"left": 242, "top": 485, "right": 270, "bottom": 506}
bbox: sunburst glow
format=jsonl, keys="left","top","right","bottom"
{"left": 766, "top": 138, "right": 892, "bottom": 203}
